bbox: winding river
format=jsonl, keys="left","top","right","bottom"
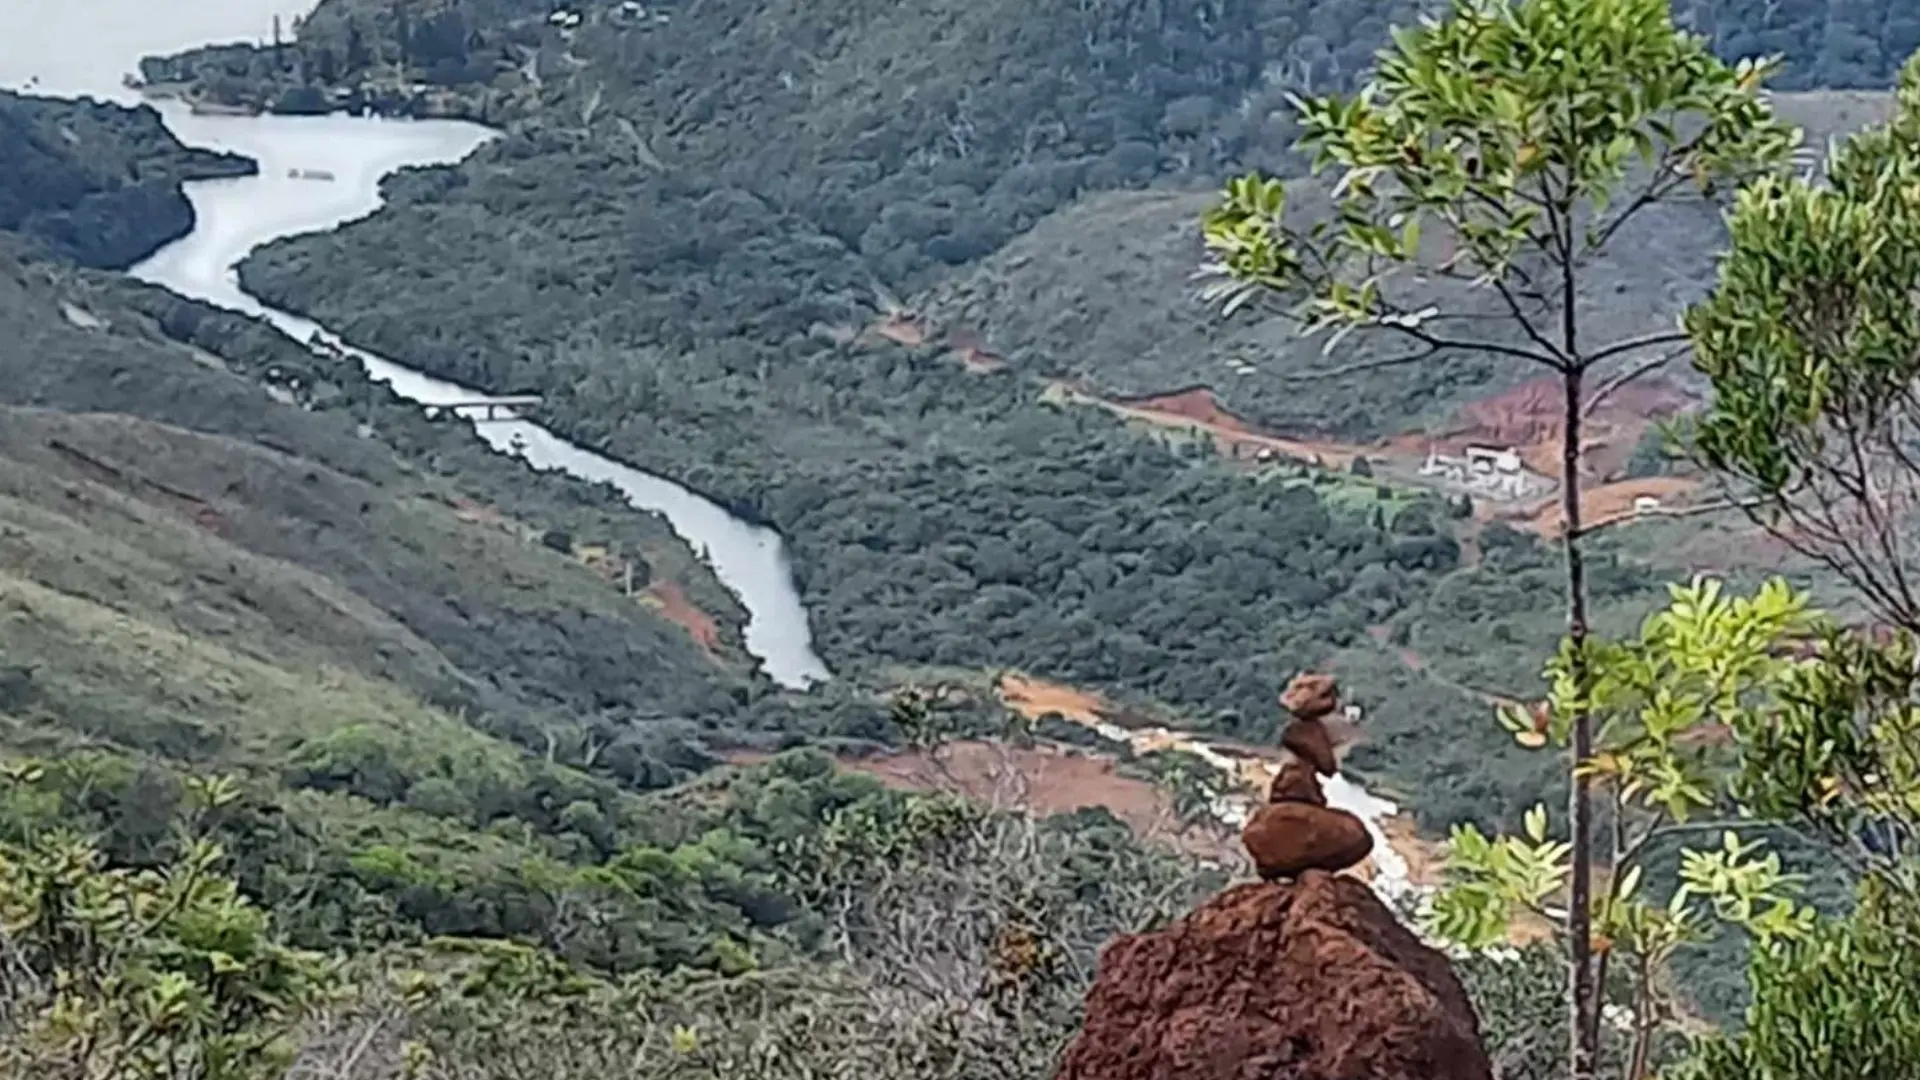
{"left": 0, "top": 2, "right": 830, "bottom": 689}
{"left": 1, "top": 2, "right": 1420, "bottom": 894}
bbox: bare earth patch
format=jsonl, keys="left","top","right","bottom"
{"left": 1048, "top": 375, "right": 1724, "bottom": 543}
{"left": 1513, "top": 475, "right": 1702, "bottom": 539}
{"left": 646, "top": 580, "right": 722, "bottom": 656}
{"left": 1049, "top": 382, "right": 1398, "bottom": 469}
{"left": 998, "top": 671, "right": 1108, "bottom": 724}
{"left": 844, "top": 740, "right": 1245, "bottom": 865}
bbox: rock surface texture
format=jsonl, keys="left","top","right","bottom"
{"left": 1053, "top": 872, "right": 1493, "bottom": 1080}
{"left": 1242, "top": 673, "right": 1374, "bottom": 880}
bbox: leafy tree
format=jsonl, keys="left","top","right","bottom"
{"left": 1200, "top": 3, "right": 1796, "bottom": 1070}
{"left": 1688, "top": 52, "right": 1920, "bottom": 638}
{"left": 1659, "top": 614, "right": 1920, "bottom": 1074}
{"left": 1430, "top": 577, "right": 1818, "bottom": 1080}
{"left": 1671, "top": 880, "right": 1920, "bottom": 1079}
{"left": 0, "top": 769, "right": 335, "bottom": 1079}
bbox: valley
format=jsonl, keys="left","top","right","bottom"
{"left": 1, "top": 0, "right": 1914, "bottom": 1072}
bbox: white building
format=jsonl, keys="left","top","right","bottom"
{"left": 1421, "top": 443, "right": 1527, "bottom": 498}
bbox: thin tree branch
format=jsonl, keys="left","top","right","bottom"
{"left": 1282, "top": 342, "right": 1445, "bottom": 381}
{"left": 1489, "top": 274, "right": 1569, "bottom": 366}
{"left": 1584, "top": 345, "right": 1692, "bottom": 417}
{"left": 1574, "top": 496, "right": 1759, "bottom": 538}
{"left": 1382, "top": 321, "right": 1566, "bottom": 368}
{"left": 1582, "top": 329, "right": 1692, "bottom": 368}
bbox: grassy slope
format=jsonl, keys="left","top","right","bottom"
{"left": 0, "top": 246, "right": 758, "bottom": 726}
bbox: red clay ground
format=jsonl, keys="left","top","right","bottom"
{"left": 868, "top": 312, "right": 929, "bottom": 348}
{"left": 1507, "top": 475, "right": 1704, "bottom": 539}
{"left": 1061, "top": 380, "right": 1719, "bottom": 541}
{"left": 1460, "top": 374, "right": 1693, "bottom": 481}
{"left": 999, "top": 671, "right": 1110, "bottom": 724}
{"left": 646, "top": 580, "right": 722, "bottom": 656}
{"left": 1089, "top": 385, "right": 1396, "bottom": 470}
{"left": 846, "top": 740, "right": 1244, "bottom": 864}
{"left": 733, "top": 671, "right": 1549, "bottom": 942}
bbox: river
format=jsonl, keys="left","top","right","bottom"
{"left": 0, "top": 1, "right": 831, "bottom": 689}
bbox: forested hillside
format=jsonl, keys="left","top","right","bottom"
{"left": 0, "top": 89, "right": 1056, "bottom": 1012}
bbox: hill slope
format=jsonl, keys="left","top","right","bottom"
{"left": 919, "top": 91, "right": 1895, "bottom": 440}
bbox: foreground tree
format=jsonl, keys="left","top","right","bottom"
{"left": 0, "top": 770, "right": 334, "bottom": 1080}
{"left": 1431, "top": 577, "right": 1819, "bottom": 1079}
{"left": 1200, "top": 2, "right": 1796, "bottom": 1071}
{"left": 1687, "top": 53, "right": 1920, "bottom": 636}
{"left": 1434, "top": 575, "right": 1920, "bottom": 1077}
{"left": 1670, "top": 622, "right": 1920, "bottom": 1078}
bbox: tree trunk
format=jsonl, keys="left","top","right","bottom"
{"left": 1561, "top": 362, "right": 1598, "bottom": 1080}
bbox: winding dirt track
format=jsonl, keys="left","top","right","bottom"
{"left": 1047, "top": 381, "right": 1707, "bottom": 540}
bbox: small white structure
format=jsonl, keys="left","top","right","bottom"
{"left": 1464, "top": 444, "right": 1523, "bottom": 473}
{"left": 1420, "top": 446, "right": 1469, "bottom": 483}
{"left": 1633, "top": 495, "right": 1663, "bottom": 516}
{"left": 1421, "top": 443, "right": 1529, "bottom": 498}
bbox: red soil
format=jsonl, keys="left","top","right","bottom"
{"left": 1517, "top": 475, "right": 1702, "bottom": 538}
{"left": 1062, "top": 375, "right": 1704, "bottom": 551}
{"left": 998, "top": 671, "right": 1108, "bottom": 724}
{"left": 647, "top": 580, "right": 722, "bottom": 656}
{"left": 956, "top": 345, "right": 1008, "bottom": 372}
{"left": 1093, "top": 385, "right": 1389, "bottom": 469}
{"left": 869, "top": 313, "right": 928, "bottom": 347}
{"left": 1459, "top": 374, "right": 1693, "bottom": 481}
{"left": 844, "top": 740, "right": 1244, "bottom": 864}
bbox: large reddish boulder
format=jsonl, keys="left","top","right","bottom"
{"left": 1054, "top": 872, "right": 1492, "bottom": 1080}
{"left": 1242, "top": 801, "right": 1374, "bottom": 880}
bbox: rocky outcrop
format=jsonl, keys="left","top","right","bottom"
{"left": 1242, "top": 673, "right": 1374, "bottom": 881}
{"left": 1054, "top": 871, "right": 1493, "bottom": 1080}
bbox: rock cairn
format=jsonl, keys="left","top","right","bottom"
{"left": 1241, "top": 672, "right": 1375, "bottom": 881}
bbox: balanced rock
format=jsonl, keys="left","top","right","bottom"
{"left": 1280, "top": 712, "right": 1339, "bottom": 778}
{"left": 1054, "top": 872, "right": 1493, "bottom": 1080}
{"left": 1243, "top": 800, "right": 1374, "bottom": 880}
{"left": 1246, "top": 672, "right": 1373, "bottom": 880}
{"left": 1263, "top": 757, "right": 1327, "bottom": 806}
{"left": 1280, "top": 671, "right": 1340, "bottom": 721}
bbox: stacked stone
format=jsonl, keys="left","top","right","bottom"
{"left": 1241, "top": 672, "right": 1375, "bottom": 880}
